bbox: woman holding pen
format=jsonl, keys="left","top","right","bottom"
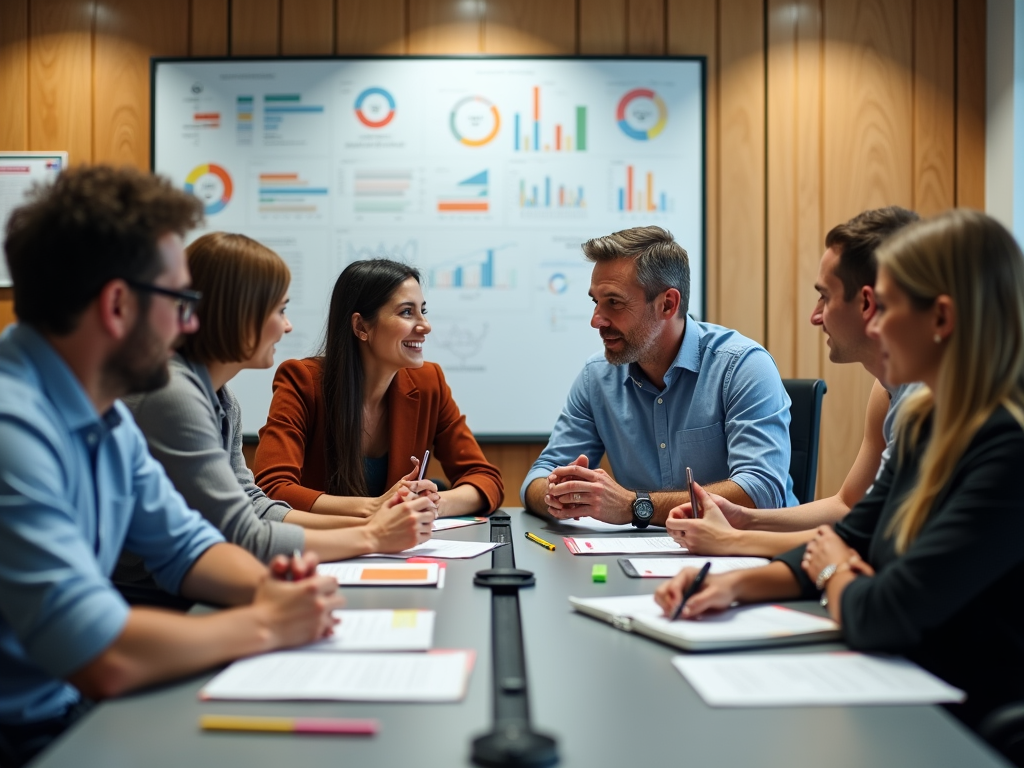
{"left": 655, "top": 210, "right": 1024, "bottom": 729}
{"left": 253, "top": 258, "right": 503, "bottom": 519}
{"left": 116, "top": 234, "right": 434, "bottom": 592}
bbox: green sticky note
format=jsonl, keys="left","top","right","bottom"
{"left": 592, "top": 564, "right": 607, "bottom": 583}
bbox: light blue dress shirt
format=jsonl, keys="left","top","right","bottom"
{"left": 521, "top": 319, "right": 798, "bottom": 509}
{"left": 0, "top": 324, "right": 224, "bottom": 724}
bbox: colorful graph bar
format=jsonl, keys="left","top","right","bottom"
{"left": 430, "top": 249, "right": 512, "bottom": 289}
{"left": 513, "top": 86, "right": 587, "bottom": 152}
{"left": 437, "top": 170, "right": 489, "bottom": 214}
{"left": 257, "top": 171, "right": 326, "bottom": 214}
{"left": 618, "top": 166, "right": 667, "bottom": 212}
{"left": 519, "top": 178, "right": 585, "bottom": 209}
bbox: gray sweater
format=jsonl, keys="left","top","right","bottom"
{"left": 117, "top": 356, "right": 304, "bottom": 577}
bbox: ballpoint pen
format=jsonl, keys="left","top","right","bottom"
{"left": 524, "top": 531, "right": 556, "bottom": 551}
{"left": 669, "top": 561, "right": 712, "bottom": 621}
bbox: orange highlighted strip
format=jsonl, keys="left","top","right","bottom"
{"left": 437, "top": 202, "right": 489, "bottom": 212}
{"left": 360, "top": 568, "right": 430, "bottom": 581}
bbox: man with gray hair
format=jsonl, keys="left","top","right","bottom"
{"left": 522, "top": 225, "right": 797, "bottom": 527}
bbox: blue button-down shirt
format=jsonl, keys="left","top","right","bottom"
{"left": 0, "top": 325, "right": 224, "bottom": 724}
{"left": 521, "top": 319, "right": 797, "bottom": 509}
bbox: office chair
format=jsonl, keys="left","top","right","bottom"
{"left": 781, "top": 378, "right": 827, "bottom": 505}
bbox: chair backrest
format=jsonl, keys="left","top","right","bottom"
{"left": 782, "top": 379, "right": 827, "bottom": 505}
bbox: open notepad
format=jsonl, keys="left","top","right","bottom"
{"left": 619, "top": 556, "right": 769, "bottom": 578}
{"left": 569, "top": 594, "right": 840, "bottom": 652}
{"left": 200, "top": 650, "right": 475, "bottom": 702}
{"left": 317, "top": 562, "right": 440, "bottom": 586}
{"left": 563, "top": 536, "right": 685, "bottom": 555}
{"left": 303, "top": 610, "right": 435, "bottom": 652}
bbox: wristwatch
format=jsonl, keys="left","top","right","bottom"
{"left": 816, "top": 563, "right": 839, "bottom": 607}
{"left": 631, "top": 491, "right": 655, "bottom": 529}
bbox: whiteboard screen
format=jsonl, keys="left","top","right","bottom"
{"left": 0, "top": 152, "right": 68, "bottom": 287}
{"left": 152, "top": 57, "right": 705, "bottom": 438}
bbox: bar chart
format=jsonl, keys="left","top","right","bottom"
{"left": 254, "top": 167, "right": 328, "bottom": 219}
{"left": 437, "top": 170, "right": 490, "bottom": 214}
{"left": 262, "top": 94, "right": 326, "bottom": 146}
{"left": 613, "top": 164, "right": 669, "bottom": 213}
{"left": 427, "top": 245, "right": 515, "bottom": 290}
{"left": 517, "top": 175, "right": 585, "bottom": 210}
{"left": 513, "top": 86, "right": 587, "bottom": 152}
{"left": 353, "top": 169, "right": 417, "bottom": 214}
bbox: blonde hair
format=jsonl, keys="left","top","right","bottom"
{"left": 878, "top": 209, "right": 1024, "bottom": 552}
{"left": 179, "top": 232, "right": 291, "bottom": 364}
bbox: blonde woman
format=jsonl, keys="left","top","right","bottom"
{"left": 116, "top": 233, "right": 434, "bottom": 589}
{"left": 656, "top": 210, "right": 1024, "bottom": 728}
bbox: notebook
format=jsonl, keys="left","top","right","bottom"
{"left": 569, "top": 594, "right": 841, "bottom": 652}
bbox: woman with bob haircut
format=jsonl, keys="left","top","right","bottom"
{"left": 655, "top": 209, "right": 1024, "bottom": 729}
{"left": 254, "top": 258, "right": 503, "bottom": 518}
{"left": 117, "top": 234, "right": 434, "bottom": 585}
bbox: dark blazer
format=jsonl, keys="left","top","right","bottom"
{"left": 777, "top": 405, "right": 1024, "bottom": 727}
{"left": 254, "top": 357, "right": 503, "bottom": 513}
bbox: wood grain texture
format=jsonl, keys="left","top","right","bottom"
{"left": 667, "top": 0, "right": 717, "bottom": 323}
{"left": 912, "top": 0, "right": 955, "bottom": 215}
{"left": 408, "top": 0, "right": 482, "bottom": 54}
{"left": 717, "top": 0, "right": 765, "bottom": 343}
{"left": 819, "top": 0, "right": 913, "bottom": 497}
{"left": 956, "top": 0, "right": 985, "bottom": 209}
{"left": 282, "top": 0, "right": 333, "bottom": 54}
{"left": 483, "top": 0, "right": 576, "bottom": 54}
{"left": 230, "top": 0, "right": 279, "bottom": 55}
{"left": 628, "top": 0, "right": 665, "bottom": 55}
{"left": 0, "top": 0, "right": 29, "bottom": 150}
{"left": 336, "top": 0, "right": 405, "bottom": 54}
{"left": 94, "top": 0, "right": 188, "bottom": 169}
{"left": 190, "top": 0, "right": 228, "bottom": 55}
{"left": 766, "top": 0, "right": 823, "bottom": 379}
{"left": 29, "top": 0, "right": 94, "bottom": 164}
{"left": 580, "top": 0, "right": 626, "bottom": 54}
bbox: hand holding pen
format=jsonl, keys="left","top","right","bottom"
{"left": 669, "top": 561, "right": 711, "bottom": 621}
{"left": 654, "top": 560, "right": 737, "bottom": 620}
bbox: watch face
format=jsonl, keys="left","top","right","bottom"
{"left": 634, "top": 500, "right": 655, "bottom": 520}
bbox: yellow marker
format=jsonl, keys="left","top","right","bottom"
{"left": 525, "top": 531, "right": 556, "bottom": 551}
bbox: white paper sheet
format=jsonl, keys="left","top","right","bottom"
{"left": 548, "top": 517, "right": 665, "bottom": 533}
{"left": 317, "top": 562, "right": 439, "bottom": 585}
{"left": 564, "top": 536, "right": 685, "bottom": 555}
{"left": 200, "top": 650, "right": 474, "bottom": 702}
{"left": 432, "top": 516, "right": 488, "bottom": 531}
{"left": 366, "top": 539, "right": 504, "bottom": 560}
{"left": 623, "top": 556, "right": 770, "bottom": 577}
{"left": 673, "top": 652, "right": 966, "bottom": 707}
{"left": 303, "top": 610, "right": 435, "bottom": 652}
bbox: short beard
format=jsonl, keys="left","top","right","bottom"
{"left": 603, "top": 306, "right": 660, "bottom": 366}
{"left": 102, "top": 317, "right": 173, "bottom": 396}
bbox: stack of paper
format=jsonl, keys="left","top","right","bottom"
{"left": 365, "top": 539, "right": 504, "bottom": 560}
{"left": 673, "top": 652, "right": 966, "bottom": 706}
{"left": 620, "top": 556, "right": 769, "bottom": 578}
{"left": 317, "top": 562, "right": 440, "bottom": 586}
{"left": 305, "top": 610, "right": 435, "bottom": 652}
{"left": 200, "top": 650, "right": 475, "bottom": 702}
{"left": 563, "top": 536, "right": 685, "bottom": 555}
{"left": 546, "top": 517, "right": 665, "bottom": 533}
{"left": 432, "top": 516, "right": 488, "bottom": 531}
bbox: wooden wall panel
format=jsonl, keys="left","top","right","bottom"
{"left": 579, "top": 0, "right": 626, "bottom": 54}
{"left": 667, "top": 0, "right": 718, "bottom": 323}
{"left": 912, "top": 0, "right": 955, "bottom": 215}
{"left": 231, "top": 0, "right": 280, "bottom": 55}
{"left": 29, "top": 0, "right": 94, "bottom": 164}
{"left": 409, "top": 0, "right": 482, "bottom": 54}
{"left": 190, "top": 0, "right": 228, "bottom": 56}
{"left": 282, "top": 0, "right": 333, "bottom": 55}
{"left": 628, "top": 0, "right": 665, "bottom": 55}
{"left": 0, "top": 0, "right": 29, "bottom": 151}
{"left": 956, "top": 0, "right": 986, "bottom": 209}
{"left": 94, "top": 0, "right": 189, "bottom": 169}
{"left": 818, "top": 0, "right": 913, "bottom": 497}
{"left": 483, "top": 0, "right": 576, "bottom": 54}
{"left": 717, "top": 0, "right": 765, "bottom": 343}
{"left": 767, "top": 0, "right": 824, "bottom": 379}
{"left": 336, "top": 0, "right": 405, "bottom": 54}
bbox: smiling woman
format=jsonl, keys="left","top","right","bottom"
{"left": 254, "top": 258, "right": 503, "bottom": 520}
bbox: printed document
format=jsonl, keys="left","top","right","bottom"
{"left": 366, "top": 539, "right": 504, "bottom": 559}
{"left": 201, "top": 650, "right": 474, "bottom": 702}
{"left": 673, "top": 652, "right": 966, "bottom": 707}
{"left": 304, "top": 610, "right": 435, "bottom": 652}
{"left": 547, "top": 517, "right": 665, "bottom": 533}
{"left": 432, "top": 516, "right": 488, "bottom": 531}
{"left": 317, "top": 561, "right": 440, "bottom": 585}
{"left": 564, "top": 536, "right": 685, "bottom": 555}
{"left": 622, "top": 556, "right": 769, "bottom": 577}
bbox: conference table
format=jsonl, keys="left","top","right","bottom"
{"left": 33, "top": 509, "right": 1011, "bottom": 768}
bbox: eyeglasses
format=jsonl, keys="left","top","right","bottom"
{"left": 126, "top": 280, "right": 202, "bottom": 325}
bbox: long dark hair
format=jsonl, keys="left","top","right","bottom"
{"left": 320, "top": 258, "right": 421, "bottom": 496}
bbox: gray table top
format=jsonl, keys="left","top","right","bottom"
{"left": 33, "top": 509, "right": 1011, "bottom": 768}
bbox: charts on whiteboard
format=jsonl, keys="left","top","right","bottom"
{"left": 153, "top": 58, "right": 705, "bottom": 436}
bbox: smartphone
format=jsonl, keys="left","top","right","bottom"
{"left": 686, "top": 466, "right": 702, "bottom": 519}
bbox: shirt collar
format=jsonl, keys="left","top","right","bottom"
{"left": 8, "top": 323, "right": 117, "bottom": 433}
{"left": 624, "top": 317, "right": 702, "bottom": 389}
{"left": 177, "top": 354, "right": 223, "bottom": 414}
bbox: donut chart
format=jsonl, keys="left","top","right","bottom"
{"left": 354, "top": 87, "right": 396, "bottom": 128}
{"left": 184, "top": 163, "right": 232, "bottom": 214}
{"left": 616, "top": 88, "right": 668, "bottom": 141}
{"left": 450, "top": 96, "right": 501, "bottom": 147}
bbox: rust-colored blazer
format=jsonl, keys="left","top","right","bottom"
{"left": 254, "top": 357, "right": 503, "bottom": 512}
